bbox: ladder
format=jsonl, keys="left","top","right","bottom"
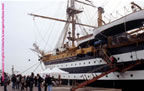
{"left": 71, "top": 60, "right": 144, "bottom": 91}
{"left": 99, "top": 48, "right": 113, "bottom": 65}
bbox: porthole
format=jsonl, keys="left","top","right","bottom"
{"left": 74, "top": 76, "right": 76, "bottom": 78}
{"left": 100, "top": 60, "right": 102, "bottom": 62}
{"left": 117, "top": 75, "right": 119, "bottom": 78}
{"left": 79, "top": 63, "right": 81, "bottom": 65}
{"left": 61, "top": 65, "right": 63, "bottom": 67}
{"left": 117, "top": 57, "right": 120, "bottom": 60}
{"left": 89, "top": 62, "right": 90, "bottom": 64}
{"left": 130, "top": 55, "right": 133, "bottom": 58}
{"left": 106, "top": 75, "right": 108, "bottom": 77}
{"left": 130, "top": 74, "right": 133, "bottom": 77}
{"left": 84, "top": 62, "right": 85, "bottom": 64}
{"left": 75, "top": 63, "right": 77, "bottom": 66}
{"left": 66, "top": 64, "right": 67, "bottom": 66}
{"left": 71, "top": 64, "right": 73, "bottom": 66}
{"left": 94, "top": 61, "right": 96, "bottom": 63}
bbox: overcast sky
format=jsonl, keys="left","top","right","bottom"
{"left": 0, "top": 0, "right": 144, "bottom": 75}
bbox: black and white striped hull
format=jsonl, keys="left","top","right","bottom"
{"left": 44, "top": 48, "right": 144, "bottom": 90}
{"left": 44, "top": 49, "right": 144, "bottom": 80}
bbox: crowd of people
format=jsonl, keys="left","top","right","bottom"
{"left": 0, "top": 72, "right": 54, "bottom": 91}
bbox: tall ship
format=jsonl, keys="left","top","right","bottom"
{"left": 29, "top": 0, "right": 144, "bottom": 91}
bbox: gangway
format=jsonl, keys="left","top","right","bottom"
{"left": 71, "top": 60, "right": 144, "bottom": 91}
{"left": 99, "top": 47, "right": 115, "bottom": 66}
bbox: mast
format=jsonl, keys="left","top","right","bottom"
{"left": 71, "top": 0, "right": 75, "bottom": 47}
{"left": 98, "top": 7, "right": 104, "bottom": 27}
{"left": 29, "top": 0, "right": 96, "bottom": 49}
{"left": 67, "top": 0, "right": 83, "bottom": 47}
{"left": 72, "top": 14, "right": 75, "bottom": 47}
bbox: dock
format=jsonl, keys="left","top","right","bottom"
{"left": 0, "top": 84, "right": 121, "bottom": 91}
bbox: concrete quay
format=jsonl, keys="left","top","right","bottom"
{"left": 0, "top": 85, "right": 121, "bottom": 91}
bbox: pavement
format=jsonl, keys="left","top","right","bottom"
{"left": 0, "top": 84, "right": 122, "bottom": 91}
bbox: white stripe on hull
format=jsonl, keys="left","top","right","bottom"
{"left": 46, "top": 50, "right": 144, "bottom": 69}
{"left": 51, "top": 70, "right": 144, "bottom": 80}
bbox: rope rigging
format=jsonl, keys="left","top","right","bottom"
{"left": 21, "top": 62, "right": 39, "bottom": 74}
{"left": 21, "top": 59, "right": 45, "bottom": 74}
{"left": 75, "top": 15, "right": 88, "bottom": 35}
{"left": 43, "top": 1, "right": 68, "bottom": 51}
{"left": 40, "top": 61, "right": 45, "bottom": 71}
{"left": 33, "top": 63, "right": 41, "bottom": 72}
{"left": 31, "top": 1, "right": 67, "bottom": 53}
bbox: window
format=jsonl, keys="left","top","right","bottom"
{"left": 117, "top": 57, "right": 120, "bottom": 60}
{"left": 130, "top": 74, "right": 133, "bottom": 77}
{"left": 130, "top": 55, "right": 133, "bottom": 58}
{"left": 100, "top": 60, "right": 102, "bottom": 62}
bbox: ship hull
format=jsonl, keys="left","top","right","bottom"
{"left": 43, "top": 48, "right": 144, "bottom": 90}
{"left": 62, "top": 79, "right": 144, "bottom": 91}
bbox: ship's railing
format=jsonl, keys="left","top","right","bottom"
{"left": 42, "top": 46, "right": 96, "bottom": 62}
{"left": 108, "top": 27, "right": 144, "bottom": 48}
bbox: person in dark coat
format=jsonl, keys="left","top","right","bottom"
{"left": 25, "top": 76, "right": 30, "bottom": 90}
{"left": 37, "top": 74, "right": 43, "bottom": 91}
{"left": 0, "top": 76, "right": 3, "bottom": 86}
{"left": 29, "top": 73, "right": 34, "bottom": 91}
{"left": 34, "top": 76, "right": 37, "bottom": 87}
{"left": 45, "top": 75, "right": 52, "bottom": 91}
{"left": 11, "top": 74, "right": 16, "bottom": 89}
{"left": 3, "top": 73, "right": 9, "bottom": 91}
